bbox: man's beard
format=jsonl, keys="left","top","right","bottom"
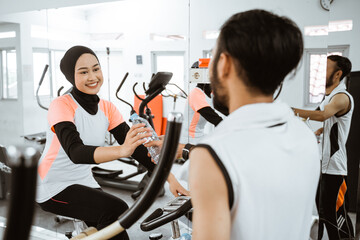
{"left": 210, "top": 56, "right": 229, "bottom": 115}
{"left": 326, "top": 70, "right": 336, "bottom": 88}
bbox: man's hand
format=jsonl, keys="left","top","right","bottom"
{"left": 167, "top": 173, "right": 190, "bottom": 197}
{"left": 144, "top": 135, "right": 164, "bottom": 149}
{"left": 314, "top": 128, "right": 323, "bottom": 136}
{"left": 145, "top": 136, "right": 185, "bottom": 160}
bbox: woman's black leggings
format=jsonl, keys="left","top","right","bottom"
{"left": 39, "top": 184, "right": 129, "bottom": 240}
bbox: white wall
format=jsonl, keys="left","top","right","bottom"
{"left": 329, "top": 0, "right": 360, "bottom": 71}
{"left": 0, "top": 23, "right": 23, "bottom": 146}
{"left": 0, "top": 0, "right": 118, "bottom": 15}
{"left": 83, "top": 0, "right": 190, "bottom": 122}
{"left": 0, "top": 10, "right": 91, "bottom": 145}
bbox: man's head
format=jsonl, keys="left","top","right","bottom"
{"left": 210, "top": 9, "right": 303, "bottom": 109}
{"left": 326, "top": 55, "right": 352, "bottom": 88}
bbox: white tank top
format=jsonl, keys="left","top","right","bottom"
{"left": 319, "top": 83, "right": 354, "bottom": 175}
{"left": 36, "top": 94, "right": 124, "bottom": 203}
{"left": 198, "top": 102, "right": 320, "bottom": 240}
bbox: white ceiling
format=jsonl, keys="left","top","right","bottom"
{"left": 0, "top": 0, "right": 125, "bottom": 15}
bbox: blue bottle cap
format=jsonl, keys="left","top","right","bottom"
{"left": 130, "top": 113, "right": 139, "bottom": 121}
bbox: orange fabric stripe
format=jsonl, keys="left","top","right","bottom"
{"left": 38, "top": 135, "right": 61, "bottom": 180}
{"left": 99, "top": 99, "right": 124, "bottom": 131}
{"left": 48, "top": 95, "right": 77, "bottom": 133}
{"left": 336, "top": 180, "right": 347, "bottom": 211}
{"left": 64, "top": 94, "right": 78, "bottom": 110}
{"left": 189, "top": 112, "right": 200, "bottom": 138}
{"left": 189, "top": 88, "right": 210, "bottom": 112}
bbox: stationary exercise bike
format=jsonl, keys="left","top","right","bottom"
{"left": 92, "top": 71, "right": 173, "bottom": 200}
{"left": 0, "top": 110, "right": 184, "bottom": 240}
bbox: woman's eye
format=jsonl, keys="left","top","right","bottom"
{"left": 80, "top": 71, "right": 88, "bottom": 75}
{"left": 94, "top": 68, "right": 100, "bottom": 72}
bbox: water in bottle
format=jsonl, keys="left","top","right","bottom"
{"left": 130, "top": 113, "right": 161, "bottom": 164}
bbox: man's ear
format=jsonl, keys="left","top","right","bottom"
{"left": 217, "top": 53, "right": 231, "bottom": 81}
{"left": 335, "top": 69, "right": 343, "bottom": 81}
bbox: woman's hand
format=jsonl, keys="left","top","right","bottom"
{"left": 167, "top": 173, "right": 190, "bottom": 197}
{"left": 120, "top": 123, "right": 153, "bottom": 158}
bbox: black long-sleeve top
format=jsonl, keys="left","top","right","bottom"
{"left": 53, "top": 88, "right": 154, "bottom": 172}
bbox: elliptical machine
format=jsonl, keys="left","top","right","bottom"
{"left": 23, "top": 64, "right": 73, "bottom": 147}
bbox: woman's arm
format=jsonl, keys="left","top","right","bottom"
{"left": 54, "top": 121, "right": 151, "bottom": 164}
{"left": 110, "top": 122, "right": 155, "bottom": 172}
{"left": 197, "top": 107, "right": 223, "bottom": 126}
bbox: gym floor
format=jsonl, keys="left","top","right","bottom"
{"left": 0, "top": 160, "right": 356, "bottom": 240}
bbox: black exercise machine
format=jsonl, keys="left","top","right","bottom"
{"left": 0, "top": 145, "right": 40, "bottom": 240}
{"left": 92, "top": 72, "right": 172, "bottom": 198}
{"left": 141, "top": 196, "right": 193, "bottom": 240}
{"left": 70, "top": 111, "right": 183, "bottom": 239}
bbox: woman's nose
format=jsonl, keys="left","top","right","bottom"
{"left": 88, "top": 70, "right": 97, "bottom": 80}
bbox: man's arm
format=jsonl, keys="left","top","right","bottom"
{"left": 292, "top": 93, "right": 350, "bottom": 122}
{"left": 197, "top": 107, "right": 223, "bottom": 126}
{"left": 189, "top": 147, "right": 231, "bottom": 240}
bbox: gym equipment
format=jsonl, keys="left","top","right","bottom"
{"left": 141, "top": 196, "right": 193, "bottom": 240}
{"left": 161, "top": 83, "right": 188, "bottom": 112}
{"left": 24, "top": 64, "right": 72, "bottom": 146}
{"left": 70, "top": 111, "right": 183, "bottom": 239}
{"left": 92, "top": 72, "right": 172, "bottom": 198}
{"left": 1, "top": 145, "right": 40, "bottom": 240}
{"left": 189, "top": 58, "right": 210, "bottom": 84}
{"left": 53, "top": 215, "right": 88, "bottom": 239}
{"left": 0, "top": 146, "right": 11, "bottom": 200}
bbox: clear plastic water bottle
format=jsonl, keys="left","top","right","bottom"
{"left": 130, "top": 113, "right": 161, "bottom": 164}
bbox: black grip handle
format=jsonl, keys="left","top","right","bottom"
{"left": 116, "top": 72, "right": 129, "bottom": 94}
{"left": 118, "top": 113, "right": 183, "bottom": 229}
{"left": 38, "top": 64, "right": 49, "bottom": 86}
{"left": 57, "top": 86, "right": 64, "bottom": 97}
{"left": 140, "top": 198, "right": 192, "bottom": 231}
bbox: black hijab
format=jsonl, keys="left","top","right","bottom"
{"left": 60, "top": 46, "right": 100, "bottom": 115}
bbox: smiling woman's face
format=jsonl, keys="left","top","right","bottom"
{"left": 74, "top": 53, "right": 103, "bottom": 94}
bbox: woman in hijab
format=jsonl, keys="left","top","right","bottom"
{"left": 36, "top": 46, "right": 188, "bottom": 239}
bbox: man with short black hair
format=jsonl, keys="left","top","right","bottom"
{"left": 189, "top": 9, "right": 320, "bottom": 240}
{"left": 293, "top": 55, "right": 354, "bottom": 239}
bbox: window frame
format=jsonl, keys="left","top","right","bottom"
{"left": 303, "top": 45, "right": 349, "bottom": 107}
{"left": 151, "top": 51, "right": 186, "bottom": 90}
{"left": 1, "top": 48, "right": 18, "bottom": 100}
